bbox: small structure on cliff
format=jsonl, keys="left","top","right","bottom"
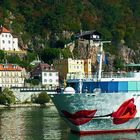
{"left": 0, "top": 26, "right": 26, "bottom": 54}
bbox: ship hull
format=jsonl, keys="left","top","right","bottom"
{"left": 49, "top": 92, "right": 140, "bottom": 134}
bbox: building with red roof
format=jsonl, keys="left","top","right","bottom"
{"left": 0, "top": 63, "right": 26, "bottom": 87}
{"left": 0, "top": 26, "right": 21, "bottom": 52}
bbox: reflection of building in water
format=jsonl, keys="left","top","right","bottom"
{"left": 0, "top": 107, "right": 69, "bottom": 140}
{"left": 0, "top": 108, "right": 26, "bottom": 139}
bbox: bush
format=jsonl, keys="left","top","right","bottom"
{"left": 0, "top": 88, "right": 16, "bottom": 106}
{"left": 31, "top": 79, "right": 40, "bottom": 86}
{"left": 32, "top": 92, "right": 50, "bottom": 105}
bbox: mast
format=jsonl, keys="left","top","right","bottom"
{"left": 98, "top": 41, "right": 111, "bottom": 81}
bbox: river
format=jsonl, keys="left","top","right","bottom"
{"left": 0, "top": 106, "right": 140, "bottom": 140}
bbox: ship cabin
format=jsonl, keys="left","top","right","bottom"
{"left": 65, "top": 64, "right": 140, "bottom": 94}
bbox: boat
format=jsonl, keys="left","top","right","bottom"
{"left": 49, "top": 41, "right": 140, "bottom": 135}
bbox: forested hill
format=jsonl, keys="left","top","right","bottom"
{"left": 1, "top": 0, "right": 140, "bottom": 66}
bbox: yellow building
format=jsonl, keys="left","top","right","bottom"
{"left": 53, "top": 58, "right": 91, "bottom": 79}
{"left": 84, "top": 59, "right": 92, "bottom": 75}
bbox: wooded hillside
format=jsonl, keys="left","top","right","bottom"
{"left": 1, "top": 0, "right": 140, "bottom": 67}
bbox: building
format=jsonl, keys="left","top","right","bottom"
{"left": 53, "top": 58, "right": 92, "bottom": 79}
{"left": 0, "top": 63, "right": 26, "bottom": 87}
{"left": 31, "top": 63, "right": 59, "bottom": 87}
{"left": 76, "top": 30, "right": 101, "bottom": 47}
{"left": 0, "top": 26, "right": 25, "bottom": 53}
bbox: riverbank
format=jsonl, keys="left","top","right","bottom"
{"left": 0, "top": 102, "right": 54, "bottom": 108}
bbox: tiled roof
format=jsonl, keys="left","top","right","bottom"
{"left": 0, "top": 64, "right": 23, "bottom": 71}
{"left": 0, "top": 26, "right": 10, "bottom": 33}
{"left": 39, "top": 63, "right": 56, "bottom": 72}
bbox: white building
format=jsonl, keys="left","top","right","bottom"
{"left": 0, "top": 63, "right": 26, "bottom": 87}
{"left": 0, "top": 26, "right": 20, "bottom": 51}
{"left": 31, "top": 63, "right": 59, "bottom": 87}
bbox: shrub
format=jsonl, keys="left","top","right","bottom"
{"left": 33, "top": 92, "right": 50, "bottom": 105}
{"left": 0, "top": 88, "right": 16, "bottom": 106}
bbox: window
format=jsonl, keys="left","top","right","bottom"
{"left": 44, "top": 79, "right": 47, "bottom": 82}
{"left": 2, "top": 35, "right": 4, "bottom": 37}
{"left": 56, "top": 73, "right": 58, "bottom": 76}
{"left": 49, "top": 73, "right": 52, "bottom": 76}
{"left": 56, "top": 79, "right": 58, "bottom": 82}
{"left": 49, "top": 79, "right": 52, "bottom": 82}
{"left": 8, "top": 40, "right": 10, "bottom": 44}
{"left": 2, "top": 40, "right": 5, "bottom": 43}
{"left": 9, "top": 35, "right": 11, "bottom": 37}
{"left": 44, "top": 73, "right": 47, "bottom": 76}
{"left": 6, "top": 35, "right": 7, "bottom": 37}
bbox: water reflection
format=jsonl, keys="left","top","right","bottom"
{"left": 0, "top": 106, "right": 139, "bottom": 140}
{"left": 0, "top": 106, "right": 69, "bottom": 140}
{"left": 0, "top": 108, "right": 26, "bottom": 140}
{"left": 68, "top": 132, "right": 140, "bottom": 140}
{"left": 23, "top": 106, "right": 69, "bottom": 140}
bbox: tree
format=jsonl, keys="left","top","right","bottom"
{"left": 6, "top": 54, "right": 21, "bottom": 64}
{"left": 41, "top": 48, "right": 60, "bottom": 64}
{"left": 114, "top": 57, "right": 124, "bottom": 70}
{"left": 0, "top": 50, "right": 5, "bottom": 62}
{"left": 0, "top": 88, "right": 15, "bottom": 106}
{"left": 32, "top": 92, "right": 50, "bottom": 105}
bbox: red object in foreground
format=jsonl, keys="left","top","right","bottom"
{"left": 112, "top": 98, "right": 137, "bottom": 125}
{"left": 62, "top": 110, "right": 97, "bottom": 125}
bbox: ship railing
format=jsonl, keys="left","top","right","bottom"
{"left": 102, "top": 71, "right": 140, "bottom": 78}
{"left": 66, "top": 73, "right": 94, "bottom": 80}
{"left": 66, "top": 71, "right": 139, "bottom": 80}
{"left": 101, "top": 72, "right": 128, "bottom": 78}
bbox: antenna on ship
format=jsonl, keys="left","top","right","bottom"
{"left": 98, "top": 41, "right": 111, "bottom": 81}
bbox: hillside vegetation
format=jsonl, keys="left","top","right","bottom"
{"left": 1, "top": 0, "right": 140, "bottom": 68}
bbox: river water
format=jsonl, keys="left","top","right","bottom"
{"left": 0, "top": 106, "right": 140, "bottom": 140}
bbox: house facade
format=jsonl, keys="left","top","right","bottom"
{"left": 76, "top": 30, "right": 101, "bottom": 47}
{"left": 53, "top": 58, "right": 92, "bottom": 79}
{"left": 31, "top": 63, "right": 59, "bottom": 87}
{"left": 0, "top": 26, "right": 20, "bottom": 52}
{"left": 0, "top": 63, "right": 26, "bottom": 87}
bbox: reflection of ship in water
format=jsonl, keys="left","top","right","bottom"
{"left": 68, "top": 132, "right": 140, "bottom": 140}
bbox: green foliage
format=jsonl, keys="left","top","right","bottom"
{"left": 31, "top": 79, "right": 40, "bottom": 86}
{"left": 6, "top": 54, "right": 21, "bottom": 64}
{"left": 25, "top": 78, "right": 40, "bottom": 86}
{"left": 114, "top": 57, "right": 125, "bottom": 70}
{"left": 41, "top": 48, "right": 60, "bottom": 64}
{"left": 0, "top": 88, "right": 16, "bottom": 106}
{"left": 61, "top": 48, "right": 72, "bottom": 58}
{"left": 5, "top": 52, "right": 36, "bottom": 71}
{"left": 0, "top": 50, "right": 5, "bottom": 62}
{"left": 32, "top": 92, "right": 50, "bottom": 105}
{"left": 2, "top": 0, "right": 140, "bottom": 64}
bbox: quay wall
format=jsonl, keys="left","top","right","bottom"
{"left": 11, "top": 87, "right": 56, "bottom": 102}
